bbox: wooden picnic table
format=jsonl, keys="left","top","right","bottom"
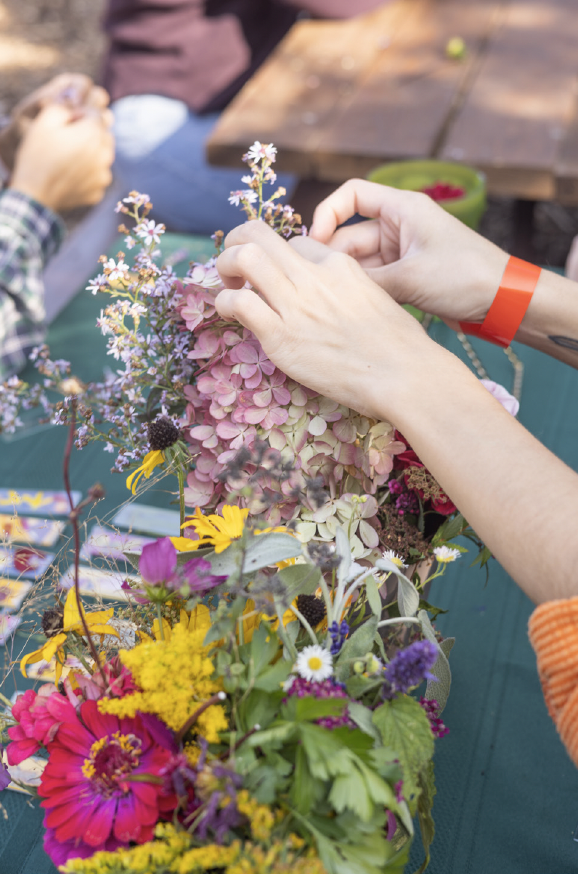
{"left": 207, "top": 0, "right": 578, "bottom": 205}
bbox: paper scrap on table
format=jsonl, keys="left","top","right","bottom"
{"left": 0, "top": 546, "right": 54, "bottom": 579}
{"left": 0, "top": 613, "right": 21, "bottom": 644}
{"left": 0, "top": 489, "right": 81, "bottom": 516}
{"left": 113, "top": 503, "right": 181, "bottom": 537}
{"left": 80, "top": 524, "right": 153, "bottom": 562}
{"left": 2, "top": 751, "right": 46, "bottom": 793}
{"left": 0, "top": 579, "right": 33, "bottom": 611}
{"left": 25, "top": 654, "right": 83, "bottom": 684}
{"left": 59, "top": 567, "right": 138, "bottom": 600}
{"left": 0, "top": 514, "right": 65, "bottom": 547}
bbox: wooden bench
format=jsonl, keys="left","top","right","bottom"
{"left": 207, "top": 0, "right": 578, "bottom": 205}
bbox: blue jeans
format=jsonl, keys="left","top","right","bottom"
{"left": 112, "top": 95, "right": 297, "bottom": 236}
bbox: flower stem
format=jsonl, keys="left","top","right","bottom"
{"left": 177, "top": 466, "right": 186, "bottom": 532}
{"left": 176, "top": 692, "right": 226, "bottom": 745}
{"left": 377, "top": 617, "right": 421, "bottom": 628}
{"left": 155, "top": 603, "right": 165, "bottom": 641}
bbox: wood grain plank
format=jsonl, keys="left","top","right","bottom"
{"left": 441, "top": 0, "right": 578, "bottom": 199}
{"left": 314, "top": 0, "right": 500, "bottom": 181}
{"left": 555, "top": 83, "right": 578, "bottom": 205}
{"left": 206, "top": 1, "right": 409, "bottom": 175}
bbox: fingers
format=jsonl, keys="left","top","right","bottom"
{"left": 215, "top": 286, "right": 283, "bottom": 342}
{"left": 310, "top": 179, "right": 423, "bottom": 242}
{"left": 288, "top": 234, "right": 334, "bottom": 263}
{"left": 216, "top": 241, "right": 294, "bottom": 315}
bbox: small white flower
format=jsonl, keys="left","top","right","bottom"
{"left": 382, "top": 549, "right": 408, "bottom": 569}
{"left": 245, "top": 141, "right": 277, "bottom": 163}
{"left": 136, "top": 220, "right": 165, "bottom": 246}
{"left": 433, "top": 546, "right": 461, "bottom": 564}
{"left": 103, "top": 259, "right": 130, "bottom": 283}
{"left": 295, "top": 645, "right": 333, "bottom": 682}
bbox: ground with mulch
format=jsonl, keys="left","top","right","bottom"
{"left": 1, "top": 0, "right": 577, "bottom": 266}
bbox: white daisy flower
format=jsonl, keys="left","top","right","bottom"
{"left": 433, "top": 546, "right": 461, "bottom": 564}
{"left": 295, "top": 645, "right": 333, "bottom": 682}
{"left": 382, "top": 549, "right": 408, "bottom": 569}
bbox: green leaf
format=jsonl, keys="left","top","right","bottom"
{"left": 372, "top": 696, "right": 435, "bottom": 804}
{"left": 242, "top": 532, "right": 303, "bottom": 573}
{"left": 277, "top": 563, "right": 321, "bottom": 598}
{"left": 245, "top": 722, "right": 296, "bottom": 749}
{"left": 418, "top": 609, "right": 452, "bottom": 712}
{"left": 291, "top": 744, "right": 325, "bottom": 814}
{"left": 414, "top": 760, "right": 436, "bottom": 874}
{"left": 249, "top": 623, "right": 279, "bottom": 674}
{"left": 470, "top": 544, "right": 492, "bottom": 568}
{"left": 335, "top": 616, "right": 379, "bottom": 681}
{"left": 345, "top": 675, "right": 384, "bottom": 699}
{"left": 253, "top": 659, "right": 292, "bottom": 693}
{"left": 417, "top": 599, "right": 448, "bottom": 619}
{"left": 375, "top": 560, "right": 419, "bottom": 617}
{"left": 347, "top": 701, "right": 381, "bottom": 742}
{"left": 431, "top": 513, "right": 466, "bottom": 545}
{"left": 365, "top": 574, "right": 382, "bottom": 618}
{"left": 237, "top": 688, "right": 282, "bottom": 731}
{"left": 329, "top": 768, "right": 374, "bottom": 821}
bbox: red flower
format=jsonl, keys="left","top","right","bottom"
{"left": 39, "top": 699, "right": 177, "bottom": 863}
{"left": 7, "top": 687, "right": 69, "bottom": 765}
{"left": 392, "top": 432, "right": 456, "bottom": 516}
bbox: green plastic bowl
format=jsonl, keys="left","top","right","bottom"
{"left": 367, "top": 159, "right": 487, "bottom": 230}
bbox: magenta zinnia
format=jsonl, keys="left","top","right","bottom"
{"left": 39, "top": 699, "right": 177, "bottom": 863}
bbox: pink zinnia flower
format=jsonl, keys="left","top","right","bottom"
{"left": 7, "top": 687, "right": 69, "bottom": 765}
{"left": 39, "top": 700, "right": 176, "bottom": 862}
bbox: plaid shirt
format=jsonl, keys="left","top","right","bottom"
{"left": 0, "top": 189, "right": 64, "bottom": 380}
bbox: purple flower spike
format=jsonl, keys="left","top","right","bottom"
{"left": 180, "top": 556, "right": 226, "bottom": 595}
{"left": 139, "top": 537, "right": 178, "bottom": 586}
{"left": 383, "top": 640, "right": 438, "bottom": 695}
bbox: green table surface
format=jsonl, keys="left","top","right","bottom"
{"left": 1, "top": 246, "right": 577, "bottom": 873}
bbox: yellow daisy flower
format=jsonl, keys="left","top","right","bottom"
{"left": 125, "top": 449, "right": 165, "bottom": 494}
{"left": 20, "top": 588, "right": 119, "bottom": 682}
{"left": 184, "top": 505, "right": 249, "bottom": 553}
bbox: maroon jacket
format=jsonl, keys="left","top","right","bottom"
{"left": 103, "top": 0, "right": 385, "bottom": 114}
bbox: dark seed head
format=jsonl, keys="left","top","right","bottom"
{"left": 41, "top": 606, "right": 64, "bottom": 638}
{"left": 148, "top": 416, "right": 180, "bottom": 451}
{"left": 296, "top": 593, "right": 326, "bottom": 628}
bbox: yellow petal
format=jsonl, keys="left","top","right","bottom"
{"left": 40, "top": 633, "right": 69, "bottom": 664}
{"left": 62, "top": 587, "right": 82, "bottom": 627}
{"left": 170, "top": 537, "right": 204, "bottom": 552}
{"left": 54, "top": 650, "right": 66, "bottom": 684}
{"left": 20, "top": 646, "right": 49, "bottom": 678}
{"left": 86, "top": 623, "right": 120, "bottom": 638}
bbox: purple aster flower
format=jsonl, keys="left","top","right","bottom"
{"left": 140, "top": 537, "right": 179, "bottom": 586}
{"left": 138, "top": 538, "right": 225, "bottom": 600}
{"left": 383, "top": 640, "right": 438, "bottom": 695}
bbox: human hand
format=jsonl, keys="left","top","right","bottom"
{"left": 214, "top": 219, "right": 441, "bottom": 423}
{"left": 9, "top": 103, "right": 114, "bottom": 212}
{"left": 308, "top": 179, "right": 509, "bottom": 326}
{"left": 0, "top": 74, "right": 110, "bottom": 172}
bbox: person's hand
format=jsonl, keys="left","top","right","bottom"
{"left": 0, "top": 74, "right": 110, "bottom": 172}
{"left": 214, "top": 219, "right": 441, "bottom": 423}
{"left": 9, "top": 103, "right": 114, "bottom": 212}
{"left": 308, "top": 179, "right": 510, "bottom": 326}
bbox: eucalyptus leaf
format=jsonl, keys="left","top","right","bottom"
{"left": 375, "top": 559, "right": 419, "bottom": 618}
{"left": 334, "top": 526, "right": 351, "bottom": 583}
{"left": 277, "top": 562, "right": 321, "bottom": 598}
{"left": 418, "top": 609, "right": 452, "bottom": 712}
{"left": 365, "top": 574, "right": 382, "bottom": 618}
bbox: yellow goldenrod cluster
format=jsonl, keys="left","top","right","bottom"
{"left": 235, "top": 790, "right": 275, "bottom": 842}
{"left": 98, "top": 619, "right": 227, "bottom": 742}
{"left": 59, "top": 823, "right": 191, "bottom": 873}
{"left": 58, "top": 823, "right": 326, "bottom": 874}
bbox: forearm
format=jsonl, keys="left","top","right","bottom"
{"left": 385, "top": 342, "right": 578, "bottom": 604}
{"left": 514, "top": 267, "right": 578, "bottom": 367}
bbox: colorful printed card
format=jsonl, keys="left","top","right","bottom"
{"left": 59, "top": 567, "right": 139, "bottom": 601}
{"left": 0, "top": 579, "right": 33, "bottom": 611}
{"left": 80, "top": 525, "right": 153, "bottom": 563}
{"left": 0, "top": 546, "right": 54, "bottom": 579}
{"left": 112, "top": 503, "right": 181, "bottom": 537}
{"left": 0, "top": 514, "right": 64, "bottom": 547}
{"left": 0, "top": 613, "right": 21, "bottom": 645}
{"left": 0, "top": 489, "right": 81, "bottom": 516}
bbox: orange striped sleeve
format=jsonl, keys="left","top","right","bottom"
{"left": 528, "top": 597, "right": 578, "bottom": 767}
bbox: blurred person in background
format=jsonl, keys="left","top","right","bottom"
{"left": 102, "top": 0, "right": 385, "bottom": 235}
{"left": 0, "top": 75, "right": 114, "bottom": 379}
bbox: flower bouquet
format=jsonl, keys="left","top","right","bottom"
{"left": 0, "top": 143, "right": 503, "bottom": 873}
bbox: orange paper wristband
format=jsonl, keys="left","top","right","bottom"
{"left": 459, "top": 256, "right": 541, "bottom": 347}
